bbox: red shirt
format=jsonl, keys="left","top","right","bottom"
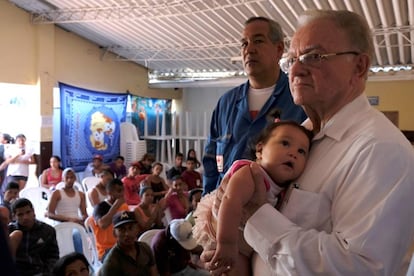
{"left": 181, "top": 170, "right": 202, "bottom": 191}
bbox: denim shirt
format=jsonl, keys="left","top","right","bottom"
{"left": 202, "top": 71, "right": 306, "bottom": 194}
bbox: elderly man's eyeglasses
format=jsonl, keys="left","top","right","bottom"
{"left": 280, "top": 51, "right": 360, "bottom": 72}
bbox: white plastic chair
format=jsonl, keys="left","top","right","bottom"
{"left": 19, "top": 186, "right": 55, "bottom": 225}
{"left": 55, "top": 181, "right": 84, "bottom": 192}
{"left": 54, "top": 222, "right": 94, "bottom": 265}
{"left": 162, "top": 207, "right": 173, "bottom": 227}
{"left": 138, "top": 229, "right": 163, "bottom": 247}
{"left": 82, "top": 176, "right": 100, "bottom": 192}
{"left": 84, "top": 216, "right": 102, "bottom": 271}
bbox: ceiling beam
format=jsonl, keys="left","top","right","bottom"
{"left": 31, "top": 0, "right": 267, "bottom": 24}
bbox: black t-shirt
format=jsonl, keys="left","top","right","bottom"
{"left": 93, "top": 200, "right": 111, "bottom": 221}
{"left": 166, "top": 166, "right": 186, "bottom": 180}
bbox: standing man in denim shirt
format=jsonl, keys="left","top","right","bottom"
{"left": 202, "top": 17, "right": 306, "bottom": 194}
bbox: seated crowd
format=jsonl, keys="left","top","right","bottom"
{"left": 0, "top": 150, "right": 208, "bottom": 275}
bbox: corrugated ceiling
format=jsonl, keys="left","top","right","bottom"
{"left": 8, "top": 0, "right": 414, "bottom": 86}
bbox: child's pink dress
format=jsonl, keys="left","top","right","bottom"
{"left": 193, "top": 159, "right": 283, "bottom": 256}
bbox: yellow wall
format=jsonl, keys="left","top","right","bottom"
{"left": 0, "top": 1, "right": 181, "bottom": 141}
{"left": 366, "top": 80, "right": 414, "bottom": 130}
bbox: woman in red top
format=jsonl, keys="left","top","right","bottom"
{"left": 40, "top": 155, "right": 63, "bottom": 190}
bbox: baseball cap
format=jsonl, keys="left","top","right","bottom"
{"left": 93, "top": 154, "right": 103, "bottom": 161}
{"left": 130, "top": 161, "right": 143, "bottom": 169}
{"left": 112, "top": 211, "right": 136, "bottom": 228}
{"left": 169, "top": 219, "right": 197, "bottom": 250}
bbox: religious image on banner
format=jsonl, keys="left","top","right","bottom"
{"left": 60, "top": 82, "right": 128, "bottom": 171}
{"left": 130, "top": 96, "right": 172, "bottom": 138}
{"left": 129, "top": 96, "right": 172, "bottom": 155}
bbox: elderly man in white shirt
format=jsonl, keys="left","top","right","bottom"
{"left": 204, "top": 10, "right": 414, "bottom": 276}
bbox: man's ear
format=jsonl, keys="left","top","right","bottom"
{"left": 355, "top": 53, "right": 370, "bottom": 79}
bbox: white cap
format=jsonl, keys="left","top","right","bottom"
{"left": 169, "top": 219, "right": 198, "bottom": 250}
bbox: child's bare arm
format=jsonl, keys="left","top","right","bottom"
{"left": 211, "top": 166, "right": 256, "bottom": 268}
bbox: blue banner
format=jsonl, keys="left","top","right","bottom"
{"left": 60, "top": 82, "right": 128, "bottom": 171}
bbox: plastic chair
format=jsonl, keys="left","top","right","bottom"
{"left": 82, "top": 176, "right": 100, "bottom": 192}
{"left": 84, "top": 216, "right": 102, "bottom": 271}
{"left": 19, "top": 186, "right": 56, "bottom": 225}
{"left": 138, "top": 229, "right": 163, "bottom": 247}
{"left": 54, "top": 222, "right": 94, "bottom": 264}
{"left": 55, "top": 181, "right": 84, "bottom": 192}
{"left": 162, "top": 207, "right": 173, "bottom": 227}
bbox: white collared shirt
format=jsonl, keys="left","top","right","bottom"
{"left": 245, "top": 94, "right": 414, "bottom": 275}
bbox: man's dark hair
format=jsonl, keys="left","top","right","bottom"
{"left": 176, "top": 152, "right": 184, "bottom": 158}
{"left": 245, "top": 16, "right": 284, "bottom": 43}
{"left": 11, "top": 198, "right": 33, "bottom": 214}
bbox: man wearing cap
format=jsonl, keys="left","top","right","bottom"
{"left": 152, "top": 218, "right": 209, "bottom": 275}
{"left": 83, "top": 154, "right": 109, "bottom": 178}
{"left": 121, "top": 161, "right": 148, "bottom": 206}
{"left": 100, "top": 210, "right": 158, "bottom": 275}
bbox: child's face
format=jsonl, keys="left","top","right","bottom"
{"left": 175, "top": 156, "right": 183, "bottom": 166}
{"left": 114, "top": 159, "right": 124, "bottom": 168}
{"left": 50, "top": 157, "right": 60, "bottom": 168}
{"left": 4, "top": 188, "right": 19, "bottom": 202}
{"left": 186, "top": 161, "right": 195, "bottom": 170}
{"left": 109, "top": 185, "right": 125, "bottom": 199}
{"left": 101, "top": 173, "right": 114, "bottom": 186}
{"left": 16, "top": 137, "right": 26, "bottom": 148}
{"left": 172, "top": 180, "right": 183, "bottom": 192}
{"left": 141, "top": 190, "right": 154, "bottom": 203}
{"left": 257, "top": 125, "right": 310, "bottom": 185}
{"left": 191, "top": 192, "right": 202, "bottom": 209}
{"left": 152, "top": 164, "right": 163, "bottom": 175}
{"left": 129, "top": 166, "right": 140, "bottom": 176}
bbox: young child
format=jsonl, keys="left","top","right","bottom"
{"left": 143, "top": 162, "right": 169, "bottom": 203}
{"left": 1, "top": 181, "right": 19, "bottom": 221}
{"left": 193, "top": 121, "right": 313, "bottom": 275}
{"left": 181, "top": 158, "right": 202, "bottom": 191}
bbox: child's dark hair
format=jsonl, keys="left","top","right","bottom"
{"left": 139, "top": 185, "right": 153, "bottom": 197}
{"left": 249, "top": 121, "right": 314, "bottom": 160}
{"left": 2, "top": 133, "right": 14, "bottom": 144}
{"left": 114, "top": 155, "right": 124, "bottom": 161}
{"left": 141, "top": 153, "right": 155, "bottom": 162}
{"left": 100, "top": 168, "right": 115, "bottom": 178}
{"left": 15, "top": 134, "right": 26, "bottom": 140}
{"left": 188, "top": 188, "right": 203, "bottom": 202}
{"left": 52, "top": 252, "right": 90, "bottom": 276}
{"left": 107, "top": 178, "right": 124, "bottom": 191}
{"left": 152, "top": 162, "right": 163, "bottom": 169}
{"left": 11, "top": 198, "right": 33, "bottom": 214}
{"left": 6, "top": 181, "right": 19, "bottom": 191}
